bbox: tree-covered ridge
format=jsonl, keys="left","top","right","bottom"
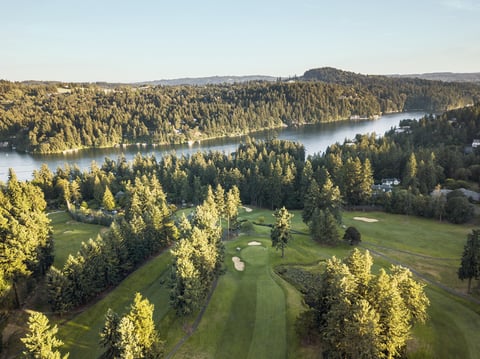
{"left": 25, "top": 102, "right": 480, "bottom": 224}
{"left": 303, "top": 67, "right": 480, "bottom": 111}
{"left": 1, "top": 68, "right": 479, "bottom": 153}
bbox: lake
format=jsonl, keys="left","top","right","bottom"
{"left": 0, "top": 111, "right": 425, "bottom": 182}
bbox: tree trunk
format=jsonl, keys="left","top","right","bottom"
{"left": 227, "top": 217, "right": 230, "bottom": 240}
{"left": 12, "top": 281, "right": 21, "bottom": 309}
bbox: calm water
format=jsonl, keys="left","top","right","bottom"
{"left": 0, "top": 112, "right": 425, "bottom": 182}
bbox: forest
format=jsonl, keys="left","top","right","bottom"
{"left": 1, "top": 67, "right": 480, "bottom": 154}
{"left": 1, "top": 85, "right": 480, "bottom": 357}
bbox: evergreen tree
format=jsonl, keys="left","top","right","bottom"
{"left": 102, "top": 186, "right": 116, "bottom": 211}
{"left": 100, "top": 294, "right": 162, "bottom": 359}
{"left": 403, "top": 152, "right": 418, "bottom": 190}
{"left": 21, "top": 311, "right": 69, "bottom": 359}
{"left": 309, "top": 209, "right": 340, "bottom": 245}
{"left": 319, "top": 173, "right": 342, "bottom": 221}
{"left": 360, "top": 158, "right": 374, "bottom": 203}
{"left": 117, "top": 317, "right": 142, "bottom": 359}
{"left": 302, "top": 249, "right": 429, "bottom": 359}
{"left": 302, "top": 179, "right": 320, "bottom": 224}
{"left": 271, "top": 207, "right": 293, "bottom": 258}
{"left": 342, "top": 157, "right": 363, "bottom": 205}
{"left": 99, "top": 309, "right": 120, "bottom": 359}
{"left": 125, "top": 293, "right": 163, "bottom": 358}
{"left": 214, "top": 183, "right": 225, "bottom": 221}
{"left": 343, "top": 226, "right": 362, "bottom": 246}
{"left": 225, "top": 186, "right": 241, "bottom": 238}
{"left": 0, "top": 170, "right": 52, "bottom": 306}
{"left": 458, "top": 229, "right": 480, "bottom": 293}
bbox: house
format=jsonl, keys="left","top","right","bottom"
{"left": 372, "top": 184, "right": 393, "bottom": 193}
{"left": 382, "top": 178, "right": 400, "bottom": 186}
{"left": 472, "top": 139, "right": 480, "bottom": 148}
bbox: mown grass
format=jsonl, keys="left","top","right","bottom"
{"left": 50, "top": 207, "right": 480, "bottom": 359}
{"left": 49, "top": 211, "right": 106, "bottom": 267}
{"left": 342, "top": 211, "right": 477, "bottom": 294}
{"left": 57, "top": 252, "right": 173, "bottom": 359}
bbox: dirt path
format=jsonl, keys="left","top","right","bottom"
{"left": 363, "top": 241, "right": 459, "bottom": 261}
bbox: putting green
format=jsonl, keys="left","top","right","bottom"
{"left": 174, "top": 243, "right": 287, "bottom": 358}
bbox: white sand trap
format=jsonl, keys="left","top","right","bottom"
{"left": 248, "top": 241, "right": 262, "bottom": 246}
{"left": 243, "top": 206, "right": 253, "bottom": 212}
{"left": 353, "top": 216, "right": 379, "bottom": 223}
{"left": 232, "top": 256, "right": 245, "bottom": 271}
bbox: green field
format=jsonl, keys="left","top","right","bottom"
{"left": 52, "top": 208, "right": 480, "bottom": 359}
{"left": 49, "top": 211, "right": 106, "bottom": 267}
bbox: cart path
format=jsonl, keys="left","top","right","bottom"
{"left": 360, "top": 244, "right": 480, "bottom": 305}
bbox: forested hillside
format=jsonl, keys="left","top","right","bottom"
{"left": 24, "top": 102, "right": 480, "bottom": 223}
{"left": 302, "top": 67, "right": 480, "bottom": 111}
{"left": 1, "top": 67, "right": 479, "bottom": 153}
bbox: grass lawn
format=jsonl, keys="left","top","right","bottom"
{"left": 49, "top": 211, "right": 106, "bottom": 267}
{"left": 49, "top": 207, "right": 480, "bottom": 359}
{"left": 409, "top": 286, "right": 480, "bottom": 359}
{"left": 57, "top": 251, "right": 174, "bottom": 359}
{"left": 342, "top": 211, "right": 477, "bottom": 294}
{"left": 172, "top": 236, "right": 288, "bottom": 359}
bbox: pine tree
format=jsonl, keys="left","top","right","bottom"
{"left": 342, "top": 157, "right": 363, "bottom": 205}
{"left": 360, "top": 158, "right": 374, "bottom": 203}
{"left": 458, "top": 229, "right": 480, "bottom": 293}
{"left": 403, "top": 152, "right": 418, "bottom": 189}
{"left": 126, "top": 293, "right": 163, "bottom": 358}
{"left": 99, "top": 309, "right": 120, "bottom": 359}
{"left": 319, "top": 173, "right": 342, "bottom": 221}
{"left": 225, "top": 186, "right": 241, "bottom": 239}
{"left": 271, "top": 207, "right": 293, "bottom": 258}
{"left": 21, "top": 311, "right": 69, "bottom": 359}
{"left": 100, "top": 294, "right": 162, "bottom": 359}
{"left": 102, "top": 186, "right": 116, "bottom": 211}
{"left": 302, "top": 179, "right": 320, "bottom": 224}
{"left": 306, "top": 249, "right": 428, "bottom": 359}
{"left": 117, "top": 317, "right": 142, "bottom": 359}
{"left": 214, "top": 183, "right": 225, "bottom": 220}
{"left": 0, "top": 170, "right": 52, "bottom": 307}
{"left": 309, "top": 209, "right": 340, "bottom": 245}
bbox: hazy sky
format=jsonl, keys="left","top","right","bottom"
{"left": 1, "top": 0, "right": 479, "bottom": 82}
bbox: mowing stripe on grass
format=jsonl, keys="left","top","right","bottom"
{"left": 214, "top": 267, "right": 257, "bottom": 358}
{"left": 422, "top": 286, "right": 480, "bottom": 359}
{"left": 248, "top": 275, "right": 286, "bottom": 359}
{"left": 58, "top": 252, "right": 173, "bottom": 359}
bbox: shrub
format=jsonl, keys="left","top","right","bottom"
{"left": 343, "top": 226, "right": 361, "bottom": 245}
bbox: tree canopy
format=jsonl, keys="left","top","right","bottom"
{"left": 458, "top": 229, "right": 480, "bottom": 293}
{"left": 297, "top": 249, "right": 429, "bottom": 359}
{"left": 271, "top": 207, "right": 294, "bottom": 258}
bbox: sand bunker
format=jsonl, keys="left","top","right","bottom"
{"left": 248, "top": 241, "right": 262, "bottom": 246}
{"left": 243, "top": 206, "right": 253, "bottom": 212}
{"left": 353, "top": 217, "right": 379, "bottom": 223}
{"left": 232, "top": 256, "right": 245, "bottom": 271}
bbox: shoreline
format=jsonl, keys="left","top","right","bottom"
{"left": 12, "top": 113, "right": 392, "bottom": 156}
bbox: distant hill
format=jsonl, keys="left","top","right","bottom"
{"left": 389, "top": 72, "right": 480, "bottom": 84}
{"left": 135, "top": 75, "right": 277, "bottom": 86}
{"left": 301, "top": 67, "right": 480, "bottom": 86}
{"left": 18, "top": 76, "right": 277, "bottom": 88}
{"left": 301, "top": 67, "right": 378, "bottom": 85}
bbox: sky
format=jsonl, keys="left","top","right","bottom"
{"left": 1, "top": 0, "right": 479, "bottom": 82}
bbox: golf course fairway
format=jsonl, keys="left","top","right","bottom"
{"left": 172, "top": 238, "right": 287, "bottom": 359}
